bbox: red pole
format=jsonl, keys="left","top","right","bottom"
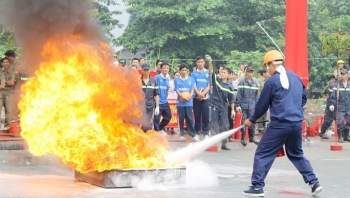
{"left": 285, "top": 0, "right": 308, "bottom": 87}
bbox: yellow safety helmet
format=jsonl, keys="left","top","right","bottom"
{"left": 337, "top": 60, "right": 345, "bottom": 65}
{"left": 262, "top": 50, "right": 284, "bottom": 67}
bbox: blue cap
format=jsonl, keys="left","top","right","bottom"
{"left": 142, "top": 63, "right": 151, "bottom": 70}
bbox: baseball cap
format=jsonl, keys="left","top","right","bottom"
{"left": 142, "top": 63, "right": 151, "bottom": 70}
{"left": 340, "top": 69, "right": 348, "bottom": 74}
{"left": 246, "top": 66, "right": 254, "bottom": 72}
{"left": 119, "top": 59, "right": 126, "bottom": 66}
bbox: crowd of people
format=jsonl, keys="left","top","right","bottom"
{"left": 125, "top": 55, "right": 272, "bottom": 150}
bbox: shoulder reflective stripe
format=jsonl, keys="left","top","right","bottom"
{"left": 237, "top": 85, "right": 259, "bottom": 90}
{"left": 214, "top": 75, "right": 234, "bottom": 94}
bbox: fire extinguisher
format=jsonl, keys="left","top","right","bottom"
{"left": 276, "top": 147, "right": 285, "bottom": 157}
{"left": 232, "top": 111, "right": 243, "bottom": 139}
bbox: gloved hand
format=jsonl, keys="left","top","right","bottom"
{"left": 154, "top": 106, "right": 160, "bottom": 115}
{"left": 329, "top": 105, "right": 334, "bottom": 112}
{"left": 205, "top": 55, "right": 212, "bottom": 62}
{"left": 235, "top": 106, "right": 242, "bottom": 112}
{"left": 231, "top": 110, "right": 236, "bottom": 119}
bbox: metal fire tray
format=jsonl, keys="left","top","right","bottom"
{"left": 75, "top": 167, "right": 186, "bottom": 188}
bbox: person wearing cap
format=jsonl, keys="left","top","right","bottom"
{"left": 153, "top": 62, "right": 171, "bottom": 135}
{"left": 329, "top": 68, "right": 350, "bottom": 143}
{"left": 118, "top": 59, "right": 127, "bottom": 67}
{"left": 319, "top": 75, "right": 336, "bottom": 139}
{"left": 140, "top": 63, "right": 160, "bottom": 132}
{"left": 242, "top": 50, "right": 322, "bottom": 197}
{"left": 256, "top": 68, "right": 269, "bottom": 133}
{"left": 235, "top": 65, "right": 260, "bottom": 146}
{"left": 333, "top": 60, "right": 348, "bottom": 79}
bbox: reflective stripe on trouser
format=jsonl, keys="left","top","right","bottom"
{"left": 210, "top": 106, "right": 229, "bottom": 146}
{"left": 177, "top": 106, "right": 196, "bottom": 137}
{"left": 320, "top": 110, "right": 335, "bottom": 134}
{"left": 251, "top": 122, "right": 318, "bottom": 188}
{"left": 153, "top": 103, "right": 171, "bottom": 131}
{"left": 193, "top": 98, "right": 210, "bottom": 135}
{"left": 336, "top": 111, "right": 350, "bottom": 129}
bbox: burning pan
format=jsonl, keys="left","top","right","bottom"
{"left": 75, "top": 167, "right": 186, "bottom": 188}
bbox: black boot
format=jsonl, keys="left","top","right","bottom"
{"left": 248, "top": 129, "right": 259, "bottom": 145}
{"left": 241, "top": 129, "right": 247, "bottom": 146}
{"left": 343, "top": 129, "right": 350, "bottom": 142}
{"left": 320, "top": 125, "right": 329, "bottom": 139}
{"left": 338, "top": 129, "right": 344, "bottom": 143}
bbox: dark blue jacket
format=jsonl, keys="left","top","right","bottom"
{"left": 211, "top": 74, "right": 235, "bottom": 110}
{"left": 329, "top": 81, "right": 350, "bottom": 113}
{"left": 235, "top": 77, "right": 259, "bottom": 110}
{"left": 249, "top": 70, "right": 307, "bottom": 125}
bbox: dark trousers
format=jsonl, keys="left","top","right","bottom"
{"left": 193, "top": 98, "right": 210, "bottom": 135}
{"left": 241, "top": 109, "right": 255, "bottom": 139}
{"left": 320, "top": 109, "right": 335, "bottom": 134}
{"left": 177, "top": 106, "right": 196, "bottom": 137}
{"left": 211, "top": 106, "right": 229, "bottom": 146}
{"left": 251, "top": 122, "right": 318, "bottom": 188}
{"left": 228, "top": 106, "right": 234, "bottom": 130}
{"left": 141, "top": 108, "right": 154, "bottom": 132}
{"left": 336, "top": 111, "right": 350, "bottom": 129}
{"left": 153, "top": 103, "right": 171, "bottom": 131}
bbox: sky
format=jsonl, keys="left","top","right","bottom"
{"left": 108, "top": 1, "right": 129, "bottom": 50}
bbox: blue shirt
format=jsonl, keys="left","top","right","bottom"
{"left": 191, "top": 70, "right": 210, "bottom": 99}
{"left": 155, "top": 74, "right": 170, "bottom": 104}
{"left": 174, "top": 76, "right": 194, "bottom": 107}
{"left": 249, "top": 70, "right": 307, "bottom": 126}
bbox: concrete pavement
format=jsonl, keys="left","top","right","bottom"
{"left": 0, "top": 136, "right": 350, "bottom": 198}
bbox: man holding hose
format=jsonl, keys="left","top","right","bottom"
{"left": 242, "top": 50, "right": 322, "bottom": 197}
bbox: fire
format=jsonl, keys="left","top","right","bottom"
{"left": 19, "top": 36, "right": 170, "bottom": 173}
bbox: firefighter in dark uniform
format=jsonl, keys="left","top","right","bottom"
{"left": 329, "top": 69, "right": 350, "bottom": 143}
{"left": 235, "top": 66, "right": 259, "bottom": 146}
{"left": 140, "top": 63, "right": 159, "bottom": 132}
{"left": 209, "top": 65, "right": 235, "bottom": 150}
{"left": 319, "top": 75, "right": 336, "bottom": 139}
{"left": 242, "top": 50, "right": 322, "bottom": 197}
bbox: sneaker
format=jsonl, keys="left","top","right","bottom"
{"left": 204, "top": 135, "right": 210, "bottom": 140}
{"left": 192, "top": 135, "right": 200, "bottom": 142}
{"left": 310, "top": 182, "right": 322, "bottom": 195}
{"left": 242, "top": 186, "right": 265, "bottom": 197}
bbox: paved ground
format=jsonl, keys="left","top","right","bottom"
{"left": 0, "top": 136, "right": 350, "bottom": 198}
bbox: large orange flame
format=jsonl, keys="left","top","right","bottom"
{"left": 19, "top": 36, "right": 171, "bottom": 173}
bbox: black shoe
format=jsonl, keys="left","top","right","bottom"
{"left": 241, "top": 139, "right": 247, "bottom": 147}
{"left": 249, "top": 139, "right": 260, "bottom": 145}
{"left": 221, "top": 146, "right": 230, "bottom": 150}
{"left": 320, "top": 133, "right": 329, "bottom": 139}
{"left": 310, "top": 182, "right": 322, "bottom": 195}
{"left": 242, "top": 186, "right": 265, "bottom": 197}
{"left": 344, "top": 137, "right": 350, "bottom": 142}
